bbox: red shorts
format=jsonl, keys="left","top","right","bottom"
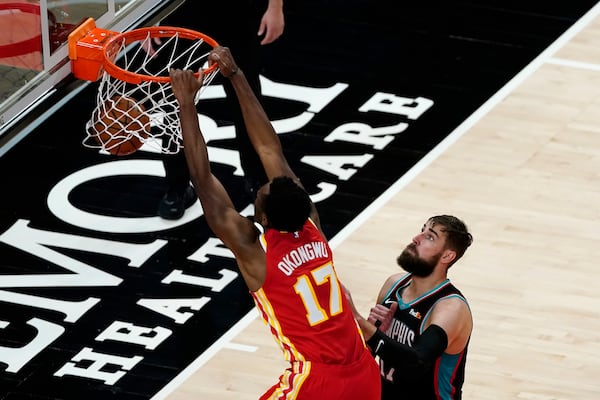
{"left": 260, "top": 348, "right": 381, "bottom": 400}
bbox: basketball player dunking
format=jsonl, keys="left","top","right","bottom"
{"left": 169, "top": 46, "right": 381, "bottom": 399}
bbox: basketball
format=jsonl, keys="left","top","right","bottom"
{"left": 92, "top": 96, "right": 150, "bottom": 156}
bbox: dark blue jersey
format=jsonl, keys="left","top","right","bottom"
{"left": 379, "top": 273, "right": 470, "bottom": 400}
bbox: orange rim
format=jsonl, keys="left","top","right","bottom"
{"left": 102, "top": 26, "right": 219, "bottom": 85}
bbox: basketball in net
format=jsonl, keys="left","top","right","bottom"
{"left": 68, "top": 18, "right": 219, "bottom": 154}
{"left": 90, "top": 95, "right": 150, "bottom": 156}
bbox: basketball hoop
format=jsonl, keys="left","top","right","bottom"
{"left": 68, "top": 18, "right": 220, "bottom": 154}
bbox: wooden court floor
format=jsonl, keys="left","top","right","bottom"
{"left": 161, "top": 7, "right": 600, "bottom": 400}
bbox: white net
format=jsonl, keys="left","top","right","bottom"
{"left": 83, "top": 29, "right": 218, "bottom": 154}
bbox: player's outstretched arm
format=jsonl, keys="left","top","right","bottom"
{"left": 208, "top": 46, "right": 296, "bottom": 183}
{"left": 208, "top": 46, "right": 322, "bottom": 230}
{"left": 169, "top": 68, "right": 256, "bottom": 251}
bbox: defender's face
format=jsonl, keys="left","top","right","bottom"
{"left": 410, "top": 221, "right": 447, "bottom": 258}
{"left": 396, "top": 220, "right": 447, "bottom": 277}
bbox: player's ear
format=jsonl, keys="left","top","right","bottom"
{"left": 441, "top": 249, "right": 456, "bottom": 265}
{"left": 259, "top": 213, "right": 268, "bottom": 227}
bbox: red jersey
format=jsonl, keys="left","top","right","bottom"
{"left": 251, "top": 218, "right": 367, "bottom": 365}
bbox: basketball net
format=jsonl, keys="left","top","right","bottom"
{"left": 68, "top": 18, "right": 219, "bottom": 154}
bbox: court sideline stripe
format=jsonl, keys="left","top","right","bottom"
{"left": 142, "top": 3, "right": 600, "bottom": 398}
{"left": 546, "top": 57, "right": 600, "bottom": 71}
